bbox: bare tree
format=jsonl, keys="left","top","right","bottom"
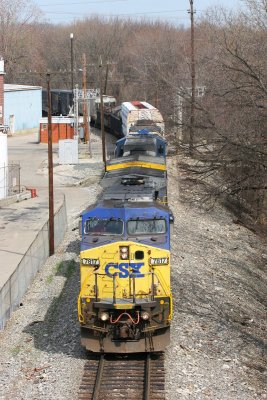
{"left": 0, "top": 3, "right": 265, "bottom": 222}
{"left": 0, "top": 0, "right": 42, "bottom": 81}
{"left": 182, "top": 2, "right": 267, "bottom": 221}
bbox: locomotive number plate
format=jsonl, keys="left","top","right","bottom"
{"left": 149, "top": 257, "right": 169, "bottom": 266}
{"left": 82, "top": 258, "right": 100, "bottom": 266}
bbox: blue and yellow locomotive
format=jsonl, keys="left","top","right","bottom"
{"left": 78, "top": 116, "right": 172, "bottom": 353}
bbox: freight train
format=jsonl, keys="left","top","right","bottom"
{"left": 78, "top": 102, "right": 172, "bottom": 353}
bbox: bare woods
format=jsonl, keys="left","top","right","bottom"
{"left": 1, "top": 0, "right": 266, "bottom": 228}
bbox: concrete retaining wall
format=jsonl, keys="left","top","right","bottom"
{"left": 0, "top": 197, "right": 67, "bottom": 330}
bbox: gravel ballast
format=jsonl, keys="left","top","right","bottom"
{"left": 0, "top": 155, "right": 266, "bottom": 400}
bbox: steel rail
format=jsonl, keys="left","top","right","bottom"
{"left": 79, "top": 352, "right": 165, "bottom": 400}
{"left": 144, "top": 353, "right": 151, "bottom": 400}
{"left": 92, "top": 354, "right": 105, "bottom": 400}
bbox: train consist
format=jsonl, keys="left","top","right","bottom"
{"left": 78, "top": 101, "right": 172, "bottom": 353}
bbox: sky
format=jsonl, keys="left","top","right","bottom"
{"left": 34, "top": 0, "right": 243, "bottom": 25}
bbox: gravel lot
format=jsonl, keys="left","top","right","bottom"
{"left": 0, "top": 154, "right": 266, "bottom": 400}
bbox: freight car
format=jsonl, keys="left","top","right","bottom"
{"left": 90, "top": 96, "right": 122, "bottom": 137}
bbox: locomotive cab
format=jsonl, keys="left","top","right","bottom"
{"left": 78, "top": 202, "right": 172, "bottom": 353}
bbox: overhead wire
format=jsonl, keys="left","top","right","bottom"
{"left": 41, "top": 9, "right": 198, "bottom": 16}
{"left": 37, "top": 2, "right": 204, "bottom": 24}
{"left": 39, "top": 0, "right": 127, "bottom": 6}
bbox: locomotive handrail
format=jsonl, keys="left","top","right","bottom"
{"left": 79, "top": 269, "right": 170, "bottom": 313}
{"left": 113, "top": 274, "right": 116, "bottom": 304}
{"left": 152, "top": 270, "right": 169, "bottom": 296}
{"left": 78, "top": 269, "right": 96, "bottom": 321}
{"left": 92, "top": 271, "right": 157, "bottom": 304}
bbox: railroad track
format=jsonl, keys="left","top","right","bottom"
{"left": 78, "top": 353, "right": 165, "bottom": 400}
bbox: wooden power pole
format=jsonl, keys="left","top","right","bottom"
{"left": 82, "top": 53, "right": 90, "bottom": 148}
{"left": 99, "top": 56, "right": 106, "bottom": 167}
{"left": 189, "top": 0, "right": 196, "bottom": 156}
{"left": 70, "top": 33, "right": 74, "bottom": 105}
{"left": 47, "top": 73, "right": 54, "bottom": 256}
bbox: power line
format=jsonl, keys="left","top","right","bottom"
{"left": 39, "top": 0, "right": 127, "bottom": 6}
{"left": 43, "top": 15, "right": 192, "bottom": 21}
{"left": 41, "top": 9, "right": 201, "bottom": 16}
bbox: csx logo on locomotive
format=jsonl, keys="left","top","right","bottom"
{"left": 105, "top": 262, "right": 145, "bottom": 278}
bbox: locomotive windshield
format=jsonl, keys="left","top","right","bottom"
{"left": 127, "top": 219, "right": 166, "bottom": 235}
{"left": 85, "top": 218, "right": 123, "bottom": 235}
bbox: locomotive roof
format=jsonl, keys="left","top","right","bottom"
{"left": 82, "top": 199, "right": 170, "bottom": 215}
{"left": 101, "top": 172, "right": 166, "bottom": 188}
{"left": 102, "top": 187, "right": 154, "bottom": 202}
{"left": 101, "top": 178, "right": 167, "bottom": 202}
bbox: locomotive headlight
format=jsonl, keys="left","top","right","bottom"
{"left": 120, "top": 246, "right": 129, "bottom": 260}
{"left": 99, "top": 312, "right": 109, "bottom": 321}
{"left": 141, "top": 311, "right": 150, "bottom": 320}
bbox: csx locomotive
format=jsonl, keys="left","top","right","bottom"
{"left": 78, "top": 104, "right": 173, "bottom": 353}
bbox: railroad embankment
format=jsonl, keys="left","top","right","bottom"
{"left": 166, "top": 156, "right": 266, "bottom": 400}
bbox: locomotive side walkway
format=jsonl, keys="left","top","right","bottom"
{"left": 0, "top": 129, "right": 110, "bottom": 328}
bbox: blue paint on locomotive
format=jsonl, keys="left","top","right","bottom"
{"left": 81, "top": 204, "right": 171, "bottom": 251}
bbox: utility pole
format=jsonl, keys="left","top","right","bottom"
{"left": 188, "top": 0, "right": 196, "bottom": 156}
{"left": 82, "top": 53, "right": 90, "bottom": 151}
{"left": 99, "top": 56, "right": 106, "bottom": 167}
{"left": 70, "top": 33, "right": 74, "bottom": 105}
{"left": 47, "top": 73, "right": 54, "bottom": 256}
{"left": 104, "top": 63, "right": 109, "bottom": 94}
{"left": 155, "top": 82, "right": 159, "bottom": 109}
{"left": 20, "top": 69, "right": 76, "bottom": 256}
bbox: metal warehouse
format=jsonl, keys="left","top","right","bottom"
{"left": 4, "top": 84, "right": 42, "bottom": 134}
